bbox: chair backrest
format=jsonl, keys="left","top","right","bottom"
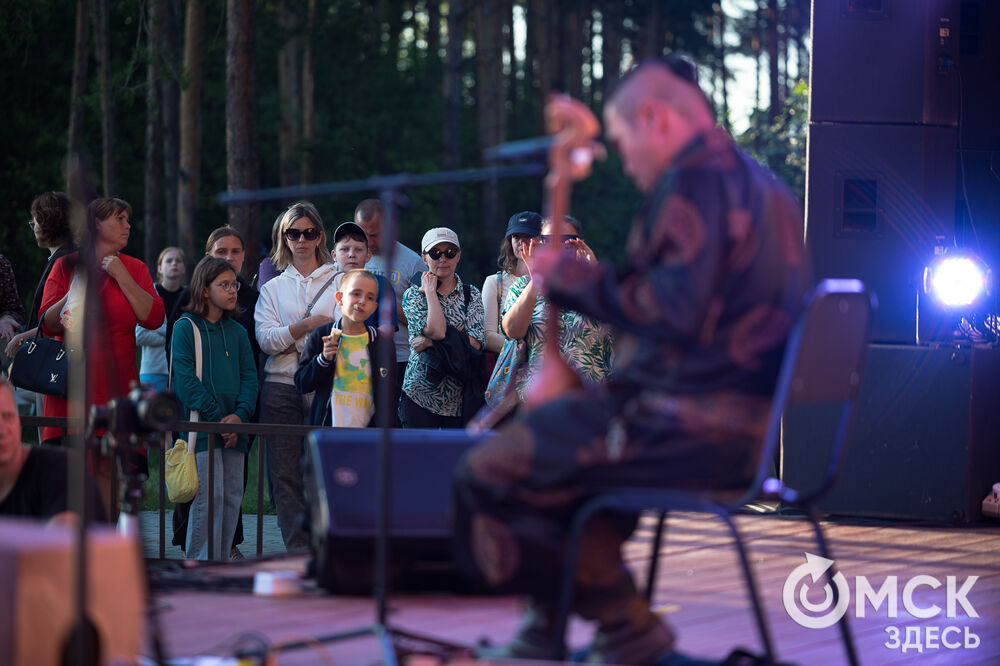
{"left": 743, "top": 279, "right": 874, "bottom": 506}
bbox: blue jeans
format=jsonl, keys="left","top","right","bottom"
{"left": 139, "top": 373, "right": 169, "bottom": 393}
{"left": 260, "top": 381, "right": 311, "bottom": 549}
{"left": 186, "top": 446, "right": 245, "bottom": 561}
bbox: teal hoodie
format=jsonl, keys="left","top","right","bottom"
{"left": 170, "top": 313, "right": 258, "bottom": 453}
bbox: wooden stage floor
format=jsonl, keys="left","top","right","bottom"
{"left": 151, "top": 512, "right": 1000, "bottom": 665}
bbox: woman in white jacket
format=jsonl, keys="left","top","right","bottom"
{"left": 254, "top": 201, "right": 338, "bottom": 548}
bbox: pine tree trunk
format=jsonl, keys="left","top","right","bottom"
{"left": 503, "top": 0, "right": 516, "bottom": 102}
{"left": 718, "top": 3, "right": 729, "bottom": 130}
{"left": 144, "top": 0, "right": 164, "bottom": 274}
{"left": 546, "top": 0, "right": 561, "bottom": 93}
{"left": 301, "top": 0, "right": 316, "bottom": 185}
{"left": 161, "top": 0, "right": 180, "bottom": 246}
{"left": 754, "top": 0, "right": 763, "bottom": 111}
{"left": 475, "top": 0, "right": 505, "bottom": 235}
{"left": 524, "top": 0, "right": 538, "bottom": 97}
{"left": 441, "top": 0, "right": 465, "bottom": 230}
{"left": 640, "top": 0, "right": 664, "bottom": 59}
{"left": 600, "top": 0, "right": 622, "bottom": 105}
{"left": 67, "top": 0, "right": 89, "bottom": 189}
{"left": 563, "top": 3, "right": 583, "bottom": 99}
{"left": 178, "top": 0, "right": 205, "bottom": 267}
{"left": 767, "top": 0, "right": 781, "bottom": 120}
{"left": 95, "top": 0, "right": 116, "bottom": 196}
{"left": 278, "top": 0, "right": 302, "bottom": 189}
{"left": 226, "top": 0, "right": 260, "bottom": 279}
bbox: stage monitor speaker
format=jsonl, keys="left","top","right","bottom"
{"left": 957, "top": 0, "right": 1000, "bottom": 150}
{"left": 304, "top": 428, "right": 484, "bottom": 594}
{"left": 810, "top": 0, "right": 959, "bottom": 125}
{"left": 804, "top": 122, "right": 956, "bottom": 343}
{"left": 0, "top": 519, "right": 145, "bottom": 666}
{"left": 781, "top": 344, "right": 1000, "bottom": 522}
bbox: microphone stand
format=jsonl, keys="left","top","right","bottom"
{"left": 218, "top": 158, "right": 545, "bottom": 665}
{"left": 63, "top": 157, "right": 169, "bottom": 666}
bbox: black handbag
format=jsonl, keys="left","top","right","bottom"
{"left": 8, "top": 334, "right": 71, "bottom": 397}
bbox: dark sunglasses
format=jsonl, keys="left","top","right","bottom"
{"left": 538, "top": 234, "right": 580, "bottom": 245}
{"left": 284, "top": 227, "right": 321, "bottom": 242}
{"left": 426, "top": 246, "right": 459, "bottom": 260}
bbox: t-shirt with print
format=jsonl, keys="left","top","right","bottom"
{"left": 329, "top": 332, "right": 375, "bottom": 427}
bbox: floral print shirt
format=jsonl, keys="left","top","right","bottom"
{"left": 502, "top": 275, "right": 614, "bottom": 399}
{"left": 402, "top": 274, "right": 486, "bottom": 416}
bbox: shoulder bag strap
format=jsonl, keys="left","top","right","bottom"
{"left": 496, "top": 271, "right": 503, "bottom": 312}
{"left": 303, "top": 270, "right": 342, "bottom": 318}
{"left": 170, "top": 316, "right": 202, "bottom": 450}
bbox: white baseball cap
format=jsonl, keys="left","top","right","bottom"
{"left": 421, "top": 227, "right": 461, "bottom": 254}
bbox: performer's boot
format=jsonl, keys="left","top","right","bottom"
{"left": 575, "top": 578, "right": 677, "bottom": 665}
{"left": 474, "top": 599, "right": 563, "bottom": 660}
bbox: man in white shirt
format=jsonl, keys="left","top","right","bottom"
{"left": 354, "top": 199, "right": 427, "bottom": 424}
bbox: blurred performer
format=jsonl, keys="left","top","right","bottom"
{"left": 454, "top": 57, "right": 810, "bottom": 664}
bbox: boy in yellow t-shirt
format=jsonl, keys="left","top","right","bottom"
{"left": 295, "top": 269, "right": 393, "bottom": 427}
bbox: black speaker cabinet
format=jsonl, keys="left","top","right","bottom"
{"left": 782, "top": 344, "right": 1000, "bottom": 522}
{"left": 957, "top": 0, "right": 1000, "bottom": 150}
{"left": 303, "top": 428, "right": 483, "bottom": 593}
{"left": 805, "top": 123, "right": 956, "bottom": 343}
{"left": 810, "top": 0, "right": 959, "bottom": 125}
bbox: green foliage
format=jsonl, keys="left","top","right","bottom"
{"left": 0, "top": 0, "right": 801, "bottom": 302}
{"left": 736, "top": 79, "right": 808, "bottom": 203}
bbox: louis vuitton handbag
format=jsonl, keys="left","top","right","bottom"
{"left": 8, "top": 333, "right": 71, "bottom": 397}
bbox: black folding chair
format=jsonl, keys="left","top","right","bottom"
{"left": 552, "top": 279, "right": 873, "bottom": 665}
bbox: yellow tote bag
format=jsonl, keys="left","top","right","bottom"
{"left": 165, "top": 317, "right": 202, "bottom": 504}
{"left": 165, "top": 436, "right": 198, "bottom": 503}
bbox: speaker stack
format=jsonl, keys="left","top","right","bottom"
{"left": 784, "top": 1, "right": 1000, "bottom": 521}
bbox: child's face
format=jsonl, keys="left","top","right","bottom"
{"left": 334, "top": 238, "right": 371, "bottom": 271}
{"left": 336, "top": 275, "right": 378, "bottom": 323}
{"left": 205, "top": 269, "right": 239, "bottom": 312}
{"left": 158, "top": 250, "right": 185, "bottom": 280}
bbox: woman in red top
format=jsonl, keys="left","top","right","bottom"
{"left": 38, "top": 197, "right": 164, "bottom": 510}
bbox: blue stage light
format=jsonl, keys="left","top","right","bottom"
{"left": 924, "top": 253, "right": 991, "bottom": 308}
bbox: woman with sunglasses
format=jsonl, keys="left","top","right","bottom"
{"left": 500, "top": 215, "right": 614, "bottom": 402}
{"left": 399, "top": 227, "right": 486, "bottom": 428}
{"left": 254, "top": 201, "right": 337, "bottom": 549}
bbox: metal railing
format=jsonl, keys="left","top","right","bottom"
{"left": 22, "top": 415, "right": 315, "bottom": 560}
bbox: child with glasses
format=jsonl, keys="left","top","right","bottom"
{"left": 171, "top": 257, "right": 258, "bottom": 561}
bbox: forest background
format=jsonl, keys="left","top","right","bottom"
{"left": 0, "top": 0, "right": 809, "bottom": 311}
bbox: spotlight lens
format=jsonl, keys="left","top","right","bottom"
{"left": 930, "top": 257, "right": 987, "bottom": 307}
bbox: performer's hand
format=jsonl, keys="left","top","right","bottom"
{"left": 468, "top": 335, "right": 481, "bottom": 351}
{"left": 419, "top": 271, "right": 438, "bottom": 295}
{"left": 411, "top": 335, "right": 432, "bottom": 353}
{"left": 322, "top": 328, "right": 342, "bottom": 361}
